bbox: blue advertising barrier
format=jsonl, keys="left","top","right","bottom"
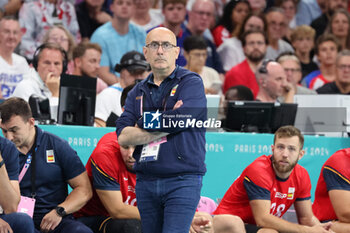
{"left": 39, "top": 125, "right": 350, "bottom": 201}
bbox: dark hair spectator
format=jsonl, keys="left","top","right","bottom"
{"left": 121, "top": 84, "right": 136, "bottom": 108}
{"left": 225, "top": 85, "right": 254, "bottom": 101}
{"left": 183, "top": 35, "right": 208, "bottom": 52}
{"left": 238, "top": 12, "right": 267, "bottom": 42}
{"left": 73, "top": 42, "right": 102, "bottom": 60}
{"left": 315, "top": 33, "right": 342, "bottom": 55}
{"left": 241, "top": 29, "right": 268, "bottom": 47}
{"left": 211, "top": 0, "right": 251, "bottom": 46}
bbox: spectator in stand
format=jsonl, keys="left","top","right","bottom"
{"left": 275, "top": 0, "right": 298, "bottom": 42}
{"left": 225, "top": 85, "right": 254, "bottom": 101}
{"left": 0, "top": 16, "right": 31, "bottom": 99}
{"left": 255, "top": 60, "right": 294, "bottom": 103}
{"left": 12, "top": 43, "right": 66, "bottom": 119}
{"left": 0, "top": 0, "right": 21, "bottom": 19}
{"left": 72, "top": 42, "right": 108, "bottom": 94}
{"left": 42, "top": 25, "right": 76, "bottom": 74}
{"left": 91, "top": 0, "right": 145, "bottom": 85}
{"left": 325, "top": 9, "right": 350, "bottom": 51}
{"left": 131, "top": 0, "right": 163, "bottom": 31}
{"left": 223, "top": 29, "right": 267, "bottom": 98}
{"left": 311, "top": 0, "right": 348, "bottom": 41}
{"left": 295, "top": 0, "right": 323, "bottom": 26}
{"left": 218, "top": 12, "right": 266, "bottom": 72}
{"left": 278, "top": 0, "right": 297, "bottom": 28}
{"left": 19, "top": 0, "right": 80, "bottom": 61}
{"left": 247, "top": 0, "right": 266, "bottom": 14}
{"left": 290, "top": 25, "right": 319, "bottom": 79}
{"left": 211, "top": 0, "right": 251, "bottom": 47}
{"left": 177, "top": 0, "right": 225, "bottom": 75}
{"left": 265, "top": 7, "right": 294, "bottom": 60}
{"left": 94, "top": 51, "right": 149, "bottom": 127}
{"left": 219, "top": 85, "right": 254, "bottom": 127}
{"left": 302, "top": 34, "right": 341, "bottom": 90}
{"left": 317, "top": 49, "right": 350, "bottom": 94}
{"left": 152, "top": 0, "right": 187, "bottom": 38}
{"left": 276, "top": 52, "right": 316, "bottom": 102}
{"left": 75, "top": 0, "right": 112, "bottom": 40}
{"left": 183, "top": 35, "right": 222, "bottom": 94}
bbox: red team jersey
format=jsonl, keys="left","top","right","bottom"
{"left": 75, "top": 132, "right": 137, "bottom": 218}
{"left": 313, "top": 148, "right": 350, "bottom": 221}
{"left": 214, "top": 155, "right": 311, "bottom": 224}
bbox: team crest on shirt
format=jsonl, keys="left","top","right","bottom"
{"left": 287, "top": 187, "right": 295, "bottom": 200}
{"left": 46, "top": 150, "right": 55, "bottom": 163}
{"left": 170, "top": 85, "right": 178, "bottom": 96}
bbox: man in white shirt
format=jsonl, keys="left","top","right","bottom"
{"left": 12, "top": 43, "right": 65, "bottom": 119}
{"left": 265, "top": 8, "right": 294, "bottom": 60}
{"left": 0, "top": 16, "right": 31, "bottom": 99}
{"left": 94, "top": 51, "right": 149, "bottom": 127}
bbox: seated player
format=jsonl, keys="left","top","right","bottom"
{"left": 213, "top": 126, "right": 333, "bottom": 233}
{"left": 313, "top": 148, "right": 350, "bottom": 233}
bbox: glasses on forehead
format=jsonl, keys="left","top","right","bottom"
{"left": 145, "top": 41, "right": 177, "bottom": 51}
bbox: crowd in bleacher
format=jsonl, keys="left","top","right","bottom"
{"left": 0, "top": 0, "right": 349, "bottom": 126}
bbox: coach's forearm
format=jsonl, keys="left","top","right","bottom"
{"left": 118, "top": 126, "right": 169, "bottom": 146}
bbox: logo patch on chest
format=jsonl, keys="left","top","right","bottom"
{"left": 170, "top": 84, "right": 178, "bottom": 96}
{"left": 46, "top": 150, "right": 55, "bottom": 163}
{"left": 287, "top": 187, "right": 295, "bottom": 200}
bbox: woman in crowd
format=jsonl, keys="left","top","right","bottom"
{"left": 42, "top": 25, "right": 76, "bottom": 74}
{"left": 217, "top": 12, "right": 267, "bottom": 72}
{"left": 276, "top": 0, "right": 298, "bottom": 42}
{"left": 211, "top": 0, "right": 250, "bottom": 47}
{"left": 325, "top": 8, "right": 350, "bottom": 51}
{"left": 247, "top": 0, "right": 266, "bottom": 14}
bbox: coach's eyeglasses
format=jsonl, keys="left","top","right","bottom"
{"left": 145, "top": 41, "right": 177, "bottom": 51}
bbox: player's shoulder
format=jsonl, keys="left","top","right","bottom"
{"left": 245, "top": 155, "right": 275, "bottom": 179}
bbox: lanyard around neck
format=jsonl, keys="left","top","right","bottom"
{"left": 18, "top": 137, "right": 37, "bottom": 198}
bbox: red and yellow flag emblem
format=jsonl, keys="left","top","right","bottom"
{"left": 46, "top": 150, "right": 55, "bottom": 163}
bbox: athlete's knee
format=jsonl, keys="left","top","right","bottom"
{"left": 6, "top": 212, "right": 35, "bottom": 233}
{"left": 213, "top": 214, "right": 246, "bottom": 233}
{"left": 13, "top": 212, "right": 34, "bottom": 225}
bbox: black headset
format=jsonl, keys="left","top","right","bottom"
{"left": 32, "top": 43, "right": 68, "bottom": 75}
{"left": 258, "top": 59, "right": 274, "bottom": 74}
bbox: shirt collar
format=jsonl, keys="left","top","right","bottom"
{"left": 147, "top": 66, "right": 179, "bottom": 86}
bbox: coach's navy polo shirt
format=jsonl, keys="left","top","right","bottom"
{"left": 0, "top": 136, "right": 19, "bottom": 181}
{"left": 19, "top": 127, "right": 86, "bottom": 226}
